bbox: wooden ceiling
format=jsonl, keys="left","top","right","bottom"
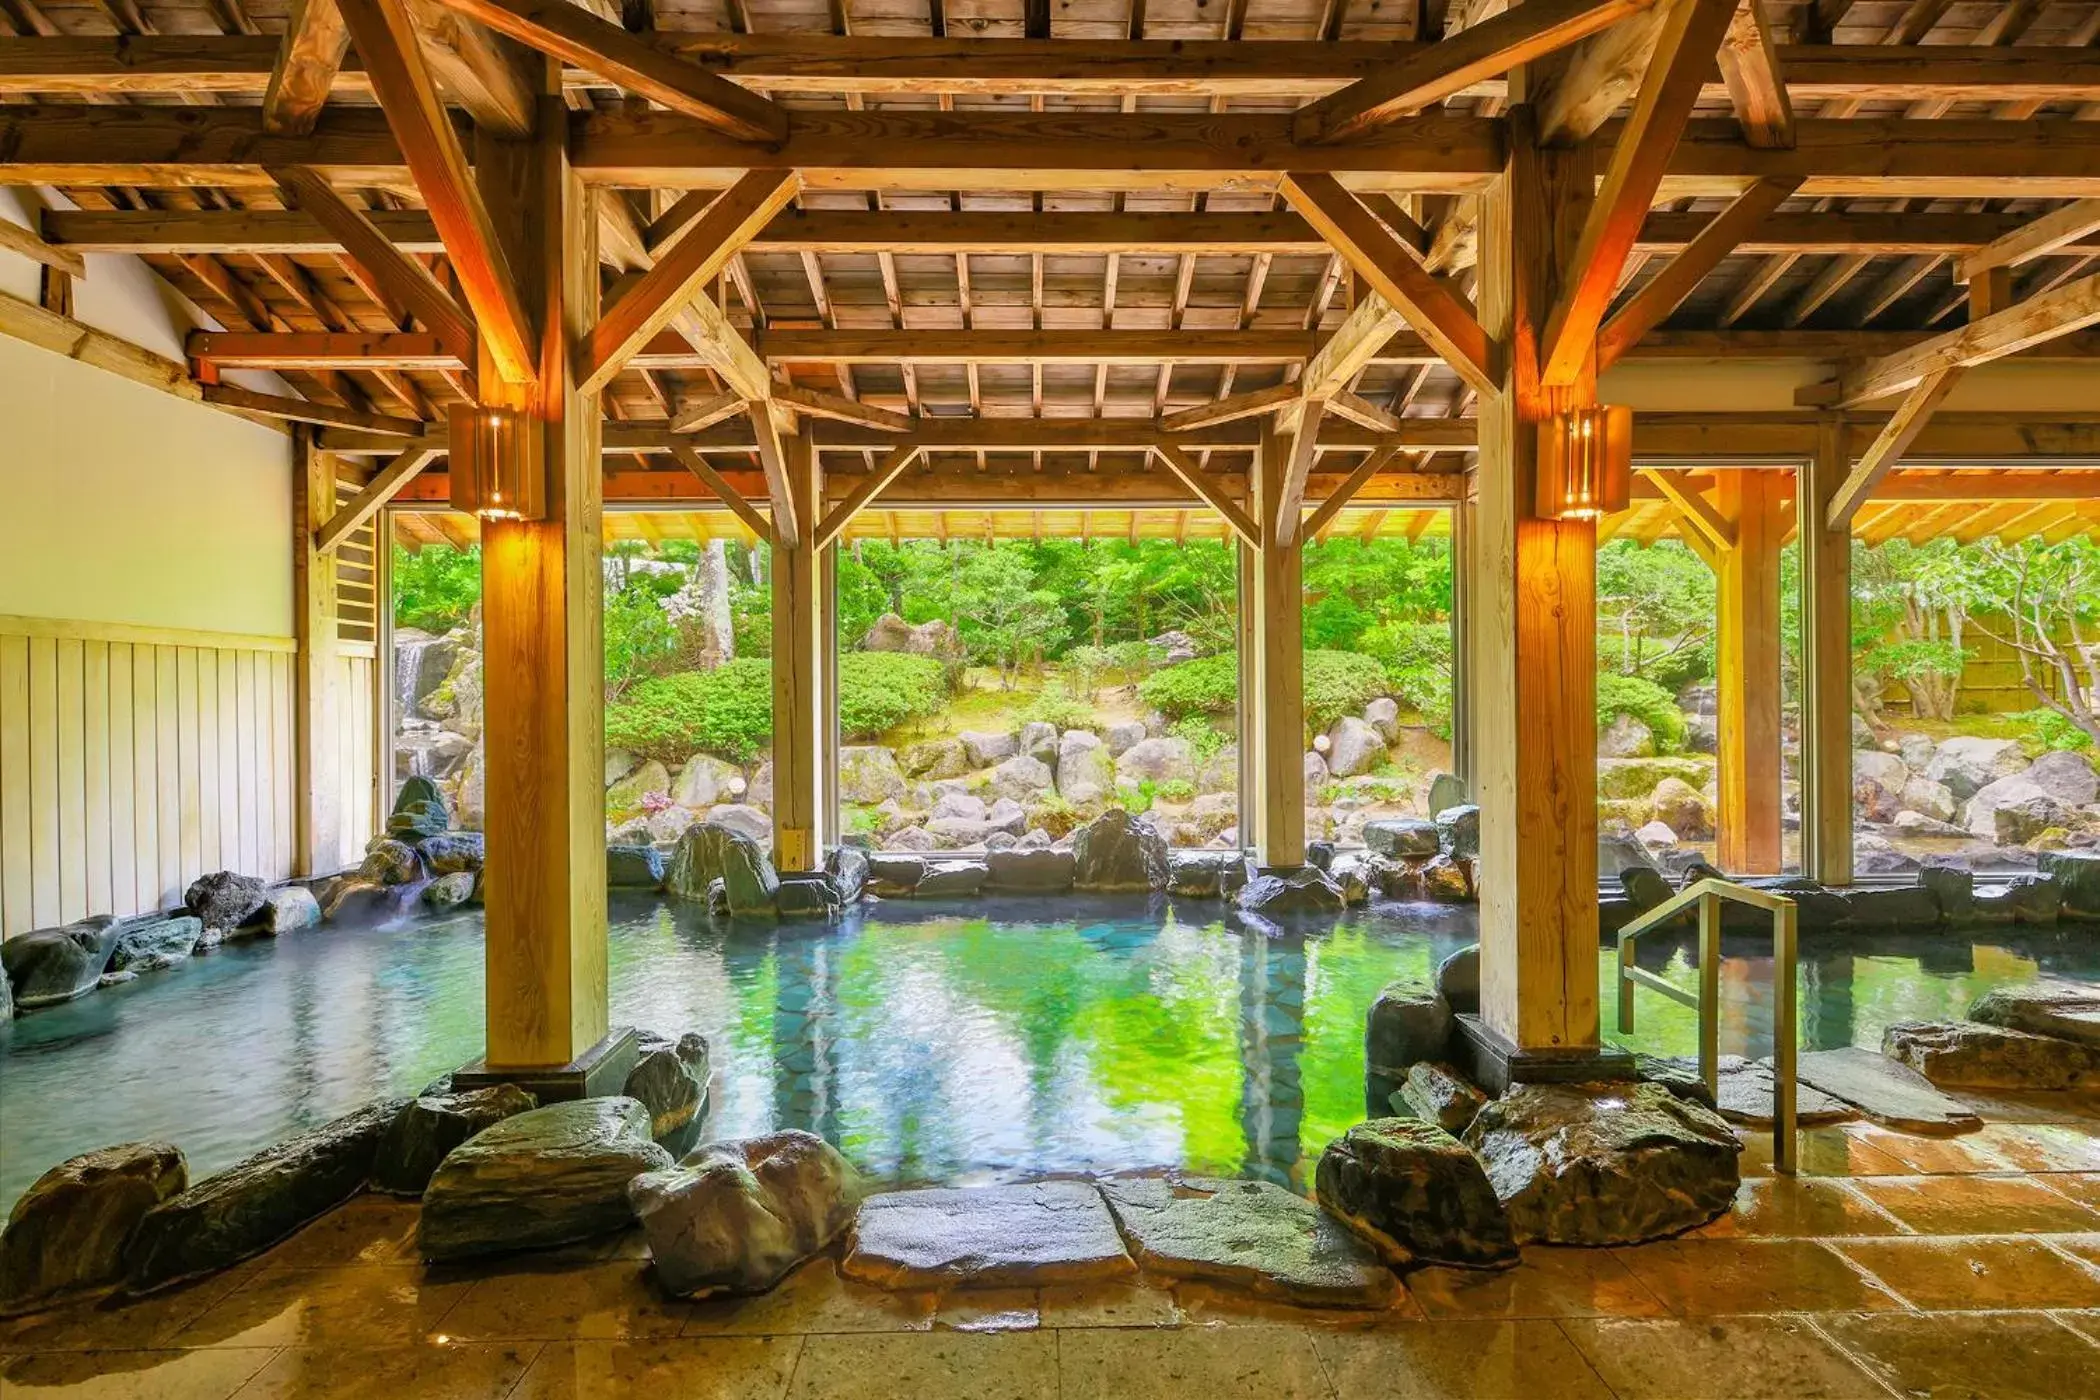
{"left": 5, "top": 0, "right": 2099, "bottom": 544}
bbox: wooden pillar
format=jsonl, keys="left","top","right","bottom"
{"left": 1235, "top": 538, "right": 1259, "bottom": 851}
{"left": 1251, "top": 425, "right": 1305, "bottom": 867}
{"left": 1470, "top": 111, "right": 1602, "bottom": 1059}
{"left": 1715, "top": 469, "right": 1785, "bottom": 873}
{"left": 475, "top": 64, "right": 609, "bottom": 1074}
{"left": 1799, "top": 419, "right": 1854, "bottom": 884}
{"left": 292, "top": 426, "right": 342, "bottom": 876}
{"left": 772, "top": 434, "right": 825, "bottom": 871}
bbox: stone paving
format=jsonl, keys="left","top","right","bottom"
{"left": 11, "top": 1100, "right": 2100, "bottom": 1398}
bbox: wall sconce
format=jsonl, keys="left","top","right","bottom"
{"left": 1535, "top": 403, "right": 1633, "bottom": 521}
{"left": 448, "top": 404, "right": 545, "bottom": 521}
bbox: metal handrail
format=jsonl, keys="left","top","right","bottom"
{"left": 1616, "top": 877, "right": 1800, "bottom": 1174}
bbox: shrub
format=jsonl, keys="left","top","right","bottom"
{"left": 605, "top": 658, "right": 774, "bottom": 762}
{"left": 2014, "top": 707, "right": 2095, "bottom": 754}
{"left": 1158, "top": 778, "right": 1195, "bottom": 803}
{"left": 1302, "top": 650, "right": 1389, "bottom": 731}
{"left": 393, "top": 543, "right": 480, "bottom": 633}
{"left": 1169, "top": 715, "right": 1229, "bottom": 763}
{"left": 1139, "top": 652, "right": 1238, "bottom": 719}
{"left": 837, "top": 651, "right": 949, "bottom": 740}
{"left": 1023, "top": 687, "right": 1094, "bottom": 732}
{"left": 1597, "top": 672, "right": 1687, "bottom": 753}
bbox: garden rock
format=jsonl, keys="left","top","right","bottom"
{"left": 1, "top": 917, "right": 121, "bottom": 1008}
{"left": 1925, "top": 736, "right": 2028, "bottom": 800}
{"left": 607, "top": 844, "right": 667, "bottom": 889}
{"left": 1070, "top": 809, "right": 1168, "bottom": 891}
{"left": 667, "top": 754, "right": 740, "bottom": 809}
{"left": 1316, "top": 1119, "right": 1516, "bottom": 1269}
{"left": 184, "top": 871, "right": 266, "bottom": 932}
{"left": 1894, "top": 811, "right": 1970, "bottom": 838}
{"left": 1168, "top": 851, "right": 1244, "bottom": 898}
{"left": 866, "top": 854, "right": 925, "bottom": 895}
{"left": 959, "top": 730, "right": 1017, "bottom": 767}
{"left": 370, "top": 1085, "right": 537, "bottom": 1196}
{"left": 1597, "top": 757, "right": 1711, "bottom": 800}
{"left": 127, "top": 1099, "right": 405, "bottom": 1291}
{"left": 1970, "top": 981, "right": 2100, "bottom": 1047}
{"left": 1918, "top": 864, "right": 1974, "bottom": 921}
{"left": 986, "top": 847, "right": 1076, "bottom": 892}
{"left": 838, "top": 747, "right": 908, "bottom": 804}
{"left": 2031, "top": 750, "right": 2100, "bottom": 807}
{"left": 1117, "top": 736, "right": 1195, "bottom": 785}
{"left": 931, "top": 791, "right": 986, "bottom": 822}
{"left": 1019, "top": 721, "right": 1058, "bottom": 763}
{"left": 1325, "top": 717, "right": 1386, "bottom": 778}
{"left": 243, "top": 886, "right": 322, "bottom": 936}
{"left": 0, "top": 1142, "right": 187, "bottom": 1314}
{"left": 1420, "top": 854, "right": 1471, "bottom": 902}
{"left": 360, "top": 838, "right": 422, "bottom": 888}
{"left": 420, "top": 872, "right": 475, "bottom": 911}
{"left": 1366, "top": 981, "right": 1453, "bottom": 1102}
{"left": 985, "top": 796, "right": 1027, "bottom": 835}
{"left": 1995, "top": 791, "right": 2080, "bottom": 845}
{"left": 1599, "top": 713, "right": 1656, "bottom": 759}
{"left": 624, "top": 1031, "right": 711, "bottom": 1147}
{"left": 886, "top": 825, "right": 936, "bottom": 853}
{"left": 988, "top": 754, "right": 1055, "bottom": 804}
{"left": 707, "top": 804, "right": 774, "bottom": 849}
{"left": 775, "top": 875, "right": 841, "bottom": 920}
{"left": 1364, "top": 818, "right": 1439, "bottom": 859}
{"left": 1435, "top": 804, "right": 1479, "bottom": 859}
{"left": 605, "top": 760, "right": 671, "bottom": 817}
{"left": 1365, "top": 697, "right": 1401, "bottom": 743}
{"left": 666, "top": 823, "right": 778, "bottom": 916}
{"left": 108, "top": 914, "right": 201, "bottom": 972}
{"left": 1900, "top": 777, "right": 1959, "bottom": 824}
{"left": 1463, "top": 1082, "right": 1740, "bottom": 1246}
{"left": 1972, "top": 875, "right": 2062, "bottom": 924}
{"left": 1237, "top": 866, "right": 1344, "bottom": 916}
{"left": 1882, "top": 1019, "right": 2100, "bottom": 1090}
{"left": 1684, "top": 714, "right": 1718, "bottom": 754}
{"left": 1649, "top": 779, "right": 1713, "bottom": 841}
{"left": 1105, "top": 720, "right": 1147, "bottom": 756}
{"left": 417, "top": 832, "right": 485, "bottom": 874}
{"left": 629, "top": 1130, "right": 862, "bottom": 1297}
{"left": 1797, "top": 1047, "right": 1982, "bottom": 1132}
{"left": 2042, "top": 850, "right": 2100, "bottom": 921}
{"left": 899, "top": 737, "right": 970, "bottom": 781}
{"left": 1056, "top": 730, "right": 1116, "bottom": 803}
{"left": 1098, "top": 1175, "right": 1394, "bottom": 1309}
{"left": 845, "top": 1182, "right": 1133, "bottom": 1289}
{"left": 1835, "top": 886, "right": 1941, "bottom": 932}
{"left": 1425, "top": 771, "right": 1468, "bottom": 815}
{"left": 916, "top": 861, "right": 989, "bottom": 898}
{"left": 826, "top": 846, "right": 869, "bottom": 903}
{"left": 1328, "top": 852, "right": 1373, "bottom": 905}
{"left": 1304, "top": 750, "right": 1330, "bottom": 787}
{"left": 419, "top": 1098, "right": 673, "bottom": 1262}
{"left": 1853, "top": 752, "right": 1909, "bottom": 822}
{"left": 1399, "top": 1062, "right": 1489, "bottom": 1135}
{"left": 1436, "top": 944, "right": 1481, "bottom": 1015}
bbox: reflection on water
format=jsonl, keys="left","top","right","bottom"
{"left": 4, "top": 894, "right": 2098, "bottom": 1214}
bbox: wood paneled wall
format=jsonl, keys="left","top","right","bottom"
{"left": 325, "top": 644, "right": 378, "bottom": 878}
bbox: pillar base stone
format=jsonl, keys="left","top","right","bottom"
{"left": 454, "top": 1026, "right": 640, "bottom": 1105}
{"left": 1452, "top": 1015, "right": 1636, "bottom": 1097}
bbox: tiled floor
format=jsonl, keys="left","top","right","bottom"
{"left": 13, "top": 1104, "right": 2100, "bottom": 1399}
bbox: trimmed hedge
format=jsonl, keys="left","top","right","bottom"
{"left": 606, "top": 652, "right": 952, "bottom": 762}
{"left": 1597, "top": 672, "right": 1687, "bottom": 753}
{"left": 1138, "top": 648, "right": 1391, "bottom": 732}
{"left": 837, "top": 651, "right": 950, "bottom": 740}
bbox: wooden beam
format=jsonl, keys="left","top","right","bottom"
{"left": 1292, "top": 0, "right": 1656, "bottom": 144}
{"left": 428, "top": 0, "right": 788, "bottom": 143}
{"left": 0, "top": 214, "right": 83, "bottom": 277}
{"left": 1716, "top": 0, "right": 1792, "bottom": 148}
{"left": 1153, "top": 443, "right": 1263, "bottom": 548}
{"left": 1956, "top": 199, "right": 2100, "bottom": 285}
{"left": 1300, "top": 444, "right": 1400, "bottom": 540}
{"left": 335, "top": 0, "right": 534, "bottom": 383}
{"left": 1325, "top": 391, "right": 1403, "bottom": 434}
{"left": 579, "top": 169, "right": 798, "bottom": 395}
{"left": 201, "top": 381, "right": 427, "bottom": 435}
{"left": 1541, "top": 0, "right": 1740, "bottom": 388}
{"left": 264, "top": 0, "right": 351, "bottom": 135}
{"left": 813, "top": 442, "right": 921, "bottom": 549}
{"left": 771, "top": 381, "right": 910, "bottom": 433}
{"left": 666, "top": 278, "right": 770, "bottom": 401}
{"left": 1596, "top": 175, "right": 1799, "bottom": 369}
{"left": 746, "top": 401, "right": 798, "bottom": 549}
{"left": 269, "top": 165, "right": 476, "bottom": 365}
{"left": 668, "top": 441, "right": 773, "bottom": 542}
{"left": 1824, "top": 268, "right": 2100, "bottom": 406}
{"left": 1281, "top": 171, "right": 1497, "bottom": 395}
{"left": 669, "top": 389, "right": 744, "bottom": 433}
{"left": 409, "top": 0, "right": 534, "bottom": 137}
{"left": 1640, "top": 469, "right": 1736, "bottom": 552}
{"left": 1824, "top": 371, "right": 1962, "bottom": 529}
{"left": 0, "top": 289, "right": 200, "bottom": 403}
{"left": 1159, "top": 383, "right": 1301, "bottom": 432}
{"left": 1270, "top": 400, "right": 1327, "bottom": 549}
{"left": 315, "top": 444, "right": 441, "bottom": 553}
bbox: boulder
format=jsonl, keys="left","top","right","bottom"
{"left": 1970, "top": 981, "right": 2100, "bottom": 1047}
{"left": 923, "top": 816, "right": 1000, "bottom": 848}
{"left": 1018, "top": 720, "right": 1059, "bottom": 764}
{"left": 1366, "top": 982, "right": 1454, "bottom": 1100}
{"left": 899, "top": 738, "right": 970, "bottom": 781}
{"left": 1117, "top": 736, "right": 1195, "bottom": 785}
{"left": 126, "top": 1099, "right": 405, "bottom": 1291}
{"left": 1304, "top": 750, "right": 1331, "bottom": 788}
{"left": 1635, "top": 821, "right": 1677, "bottom": 850}
{"left": 959, "top": 730, "right": 1017, "bottom": 768}
{"left": 838, "top": 747, "right": 908, "bottom": 805}
{"left": 184, "top": 871, "right": 266, "bottom": 932}
{"left": 2042, "top": 850, "right": 2100, "bottom": 921}
{"left": 1436, "top": 944, "right": 1480, "bottom": 1016}
{"left": 1168, "top": 851, "right": 1245, "bottom": 898}
{"left": 1893, "top": 811, "right": 1970, "bottom": 838}
{"left": 358, "top": 838, "right": 422, "bottom": 888}
{"left": 1967, "top": 773, "right": 2066, "bottom": 840}
{"left": 108, "top": 913, "right": 201, "bottom": 971}
{"left": 1420, "top": 854, "right": 1472, "bottom": 903}
{"left": 419, "top": 1098, "right": 674, "bottom": 1262}
{"left": 745, "top": 760, "right": 773, "bottom": 810}
{"left": 1853, "top": 751, "right": 1910, "bottom": 822}
{"left": 1899, "top": 777, "right": 1959, "bottom": 825}
{"left": 604, "top": 759, "right": 672, "bottom": 818}
{"left": 1097, "top": 1175, "right": 1394, "bottom": 1309}
{"left": 886, "top": 825, "right": 936, "bottom": 853}
{"left": 1398, "top": 1062, "right": 1489, "bottom": 1136}
{"left": 607, "top": 844, "right": 667, "bottom": 889}
{"left": 0, "top": 1142, "right": 187, "bottom": 1315}
{"left": 624, "top": 1031, "right": 712, "bottom": 1147}
{"left": 1684, "top": 714, "right": 1719, "bottom": 754}
{"left": 866, "top": 853, "right": 926, "bottom": 895}
{"left": 1363, "top": 818, "right": 1440, "bottom": 859}
{"left": 985, "top": 796, "right": 1027, "bottom": 835}
{"left": 1882, "top": 1019, "right": 2100, "bottom": 1091}
{"left": 775, "top": 874, "right": 842, "bottom": 920}
{"left": 985, "top": 847, "right": 1077, "bottom": 893}
{"left": 706, "top": 804, "right": 774, "bottom": 849}
{"left": 1974, "top": 875, "right": 2062, "bottom": 924}
{"left": 1597, "top": 757, "right": 1712, "bottom": 801}
{"left": 1425, "top": 771, "right": 1468, "bottom": 815}
{"left": 860, "top": 613, "right": 963, "bottom": 661}
{"left": 1918, "top": 864, "right": 1974, "bottom": 922}
{"left": 370, "top": 1085, "right": 538, "bottom": 1196}
{"left": 1364, "top": 697, "right": 1402, "bottom": 744}
{"left": 422, "top": 871, "right": 477, "bottom": 911}
{"left": 1599, "top": 713, "right": 1656, "bottom": 759}
{"left": 1835, "top": 885, "right": 1941, "bottom": 932}
{"left": 1147, "top": 629, "right": 1200, "bottom": 663}
{"left": 931, "top": 791, "right": 987, "bottom": 822}
{"left": 629, "top": 1130, "right": 863, "bottom": 1297}
{"left": 667, "top": 754, "right": 740, "bottom": 809}
{"left": 987, "top": 753, "right": 1055, "bottom": 804}
{"left": 1463, "top": 1081, "right": 1740, "bottom": 1246}
{"left": 1325, "top": 717, "right": 1387, "bottom": 779}
{"left": 1649, "top": 778, "right": 1713, "bottom": 841}
{"left": 1316, "top": 1119, "right": 1516, "bottom": 1269}
{"left": 1071, "top": 809, "right": 1169, "bottom": 891}
{"left": 1237, "top": 866, "right": 1344, "bottom": 916}
{"left": 1621, "top": 865, "right": 1675, "bottom": 912}
{"left": 915, "top": 861, "right": 989, "bottom": 898}
{"left": 1328, "top": 852, "right": 1373, "bottom": 906}
{"left": 665, "top": 823, "right": 779, "bottom": 916}
{"left": 1056, "top": 730, "right": 1116, "bottom": 803}
{"left": 844, "top": 1182, "right": 1133, "bottom": 1289}
{"left": 416, "top": 832, "right": 485, "bottom": 875}
{"left": 1, "top": 917, "right": 120, "bottom": 1008}
{"left": 1105, "top": 721, "right": 1148, "bottom": 757}
{"left": 1434, "top": 804, "right": 1479, "bottom": 860}
{"left": 2029, "top": 749, "right": 2100, "bottom": 808}
{"left": 826, "top": 845, "right": 870, "bottom": 904}
{"left": 1924, "top": 736, "right": 2028, "bottom": 800}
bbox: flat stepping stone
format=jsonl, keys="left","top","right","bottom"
{"left": 1097, "top": 1176, "right": 1395, "bottom": 1309}
{"left": 1650, "top": 1057, "right": 1853, "bottom": 1127}
{"left": 1797, "top": 1047, "right": 1983, "bottom": 1133}
{"left": 1970, "top": 983, "right": 2100, "bottom": 1048}
{"left": 842, "top": 1182, "right": 1134, "bottom": 1289}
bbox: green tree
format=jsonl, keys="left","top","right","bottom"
{"left": 1965, "top": 536, "right": 2100, "bottom": 744}
{"left": 952, "top": 547, "right": 1071, "bottom": 687}
{"left": 392, "top": 542, "right": 481, "bottom": 633}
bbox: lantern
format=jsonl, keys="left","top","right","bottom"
{"left": 1535, "top": 403, "right": 1633, "bottom": 521}
{"left": 448, "top": 404, "right": 545, "bottom": 521}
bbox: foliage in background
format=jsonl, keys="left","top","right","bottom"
{"left": 1137, "top": 649, "right": 1390, "bottom": 735}
{"left": 1302, "top": 650, "right": 1391, "bottom": 731}
{"left": 392, "top": 543, "right": 482, "bottom": 633}
{"left": 1139, "top": 652, "right": 1239, "bottom": 721}
{"left": 1962, "top": 537, "right": 2100, "bottom": 745}
{"left": 837, "top": 653, "right": 951, "bottom": 739}
{"left": 606, "top": 658, "right": 775, "bottom": 762}
{"left": 1596, "top": 540, "right": 1714, "bottom": 692}
{"left": 1596, "top": 672, "right": 1688, "bottom": 753}
{"left": 604, "top": 589, "right": 678, "bottom": 701}
{"left": 2014, "top": 707, "right": 2096, "bottom": 754}
{"left": 1852, "top": 539, "right": 1974, "bottom": 723}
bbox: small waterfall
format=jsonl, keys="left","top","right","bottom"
{"left": 395, "top": 634, "right": 436, "bottom": 716}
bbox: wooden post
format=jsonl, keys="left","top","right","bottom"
{"left": 292, "top": 425, "right": 342, "bottom": 876}
{"left": 473, "top": 61, "right": 611, "bottom": 1077}
{"left": 1715, "top": 468, "right": 1785, "bottom": 873}
{"left": 1469, "top": 108, "right": 1604, "bottom": 1063}
{"left": 1799, "top": 419, "right": 1854, "bottom": 885}
{"left": 1251, "top": 424, "right": 1306, "bottom": 867}
{"left": 1236, "top": 538, "right": 1259, "bottom": 851}
{"left": 771, "top": 432, "right": 825, "bottom": 871}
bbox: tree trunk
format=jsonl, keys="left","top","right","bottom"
{"left": 691, "top": 540, "right": 736, "bottom": 670}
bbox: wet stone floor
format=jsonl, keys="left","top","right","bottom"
{"left": 12, "top": 1102, "right": 2100, "bottom": 1398}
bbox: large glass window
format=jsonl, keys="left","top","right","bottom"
{"left": 389, "top": 514, "right": 482, "bottom": 825}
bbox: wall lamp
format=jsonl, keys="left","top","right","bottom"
{"left": 1535, "top": 403, "right": 1633, "bottom": 521}
{"left": 449, "top": 405, "right": 545, "bottom": 522}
